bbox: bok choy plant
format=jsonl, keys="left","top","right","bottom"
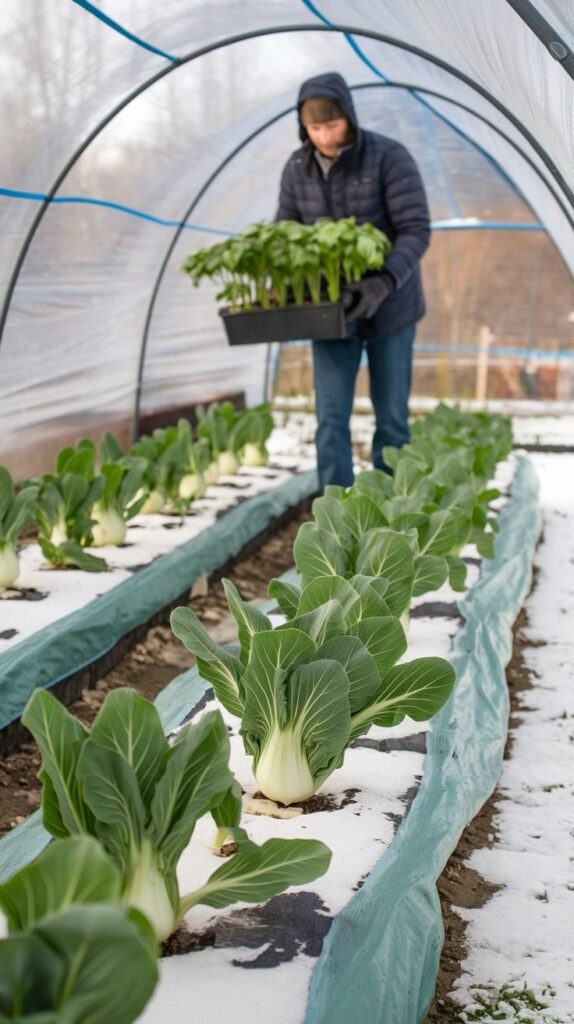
{"left": 346, "top": 476, "right": 471, "bottom": 596}
{"left": 171, "top": 576, "right": 455, "bottom": 806}
{"left": 281, "top": 420, "right": 510, "bottom": 624}
{"left": 273, "top": 490, "right": 469, "bottom": 632}
{"left": 411, "top": 402, "right": 513, "bottom": 474}
{"left": 0, "top": 836, "right": 159, "bottom": 1024}
{"left": 90, "top": 456, "right": 148, "bottom": 547}
{"left": 176, "top": 419, "right": 210, "bottom": 500}
{"left": 33, "top": 449, "right": 106, "bottom": 572}
{"left": 379, "top": 442, "right": 502, "bottom": 560}
{"left": 130, "top": 427, "right": 181, "bottom": 514}
{"left": 238, "top": 403, "right": 275, "bottom": 467}
{"left": 0, "top": 467, "right": 37, "bottom": 591}
{"left": 48, "top": 435, "right": 149, "bottom": 543}
{"left": 22, "top": 688, "right": 331, "bottom": 942}
{"left": 130, "top": 424, "right": 200, "bottom": 516}
{"left": 196, "top": 401, "right": 245, "bottom": 477}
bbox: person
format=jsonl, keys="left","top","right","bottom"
{"left": 276, "top": 71, "right": 431, "bottom": 490}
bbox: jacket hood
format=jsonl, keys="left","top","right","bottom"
{"left": 297, "top": 72, "right": 358, "bottom": 143}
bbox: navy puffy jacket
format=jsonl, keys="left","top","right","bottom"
{"left": 276, "top": 72, "right": 431, "bottom": 337}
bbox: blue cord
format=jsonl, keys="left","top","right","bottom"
{"left": 71, "top": 0, "right": 178, "bottom": 63}
{"left": 0, "top": 189, "right": 544, "bottom": 234}
{"left": 0, "top": 188, "right": 233, "bottom": 235}
{"left": 282, "top": 339, "right": 573, "bottom": 360}
{"left": 0, "top": 189, "right": 543, "bottom": 234}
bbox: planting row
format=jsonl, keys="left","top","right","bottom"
{"left": 0, "top": 400, "right": 275, "bottom": 591}
{"left": 0, "top": 403, "right": 513, "bottom": 1023}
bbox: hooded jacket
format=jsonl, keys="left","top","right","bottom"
{"left": 276, "top": 72, "right": 431, "bottom": 337}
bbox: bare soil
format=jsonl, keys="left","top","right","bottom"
{"left": 252, "top": 788, "right": 360, "bottom": 815}
{"left": 0, "top": 509, "right": 311, "bottom": 837}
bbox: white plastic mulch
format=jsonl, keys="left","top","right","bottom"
{"left": 453, "top": 453, "right": 574, "bottom": 1023}
{"left": 138, "top": 612, "right": 458, "bottom": 1024}
{"left": 139, "top": 455, "right": 518, "bottom": 1024}
{"left": 0, "top": 559, "right": 468, "bottom": 1020}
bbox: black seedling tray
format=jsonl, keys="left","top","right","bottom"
{"left": 220, "top": 302, "right": 346, "bottom": 345}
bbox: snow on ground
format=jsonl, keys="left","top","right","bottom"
{"left": 452, "top": 453, "right": 574, "bottom": 1022}
{"left": 273, "top": 400, "right": 574, "bottom": 451}
{"left": 512, "top": 417, "right": 574, "bottom": 447}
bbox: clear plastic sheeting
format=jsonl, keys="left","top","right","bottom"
{"left": 0, "top": 1, "right": 166, "bottom": 293}
{"left": 0, "top": 1, "right": 572, "bottom": 476}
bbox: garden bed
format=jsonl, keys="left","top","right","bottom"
{"left": 0, "top": 432, "right": 317, "bottom": 745}
{"left": 130, "top": 454, "right": 540, "bottom": 1024}
{"left": 0, "top": 442, "right": 542, "bottom": 1023}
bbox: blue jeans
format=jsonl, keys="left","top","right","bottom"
{"left": 311, "top": 323, "right": 416, "bottom": 490}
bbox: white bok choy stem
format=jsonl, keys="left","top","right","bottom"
{"left": 0, "top": 542, "right": 19, "bottom": 591}
{"left": 241, "top": 442, "right": 268, "bottom": 467}
{"left": 139, "top": 488, "right": 165, "bottom": 514}
{"left": 204, "top": 461, "right": 220, "bottom": 485}
{"left": 178, "top": 472, "right": 207, "bottom": 500}
{"left": 91, "top": 504, "right": 127, "bottom": 546}
{"left": 218, "top": 451, "right": 240, "bottom": 476}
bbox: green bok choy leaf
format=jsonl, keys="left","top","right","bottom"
{"left": 22, "top": 688, "right": 331, "bottom": 942}
{"left": 0, "top": 835, "right": 158, "bottom": 1024}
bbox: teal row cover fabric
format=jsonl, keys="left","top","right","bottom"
{"left": 303, "top": 455, "right": 541, "bottom": 1024}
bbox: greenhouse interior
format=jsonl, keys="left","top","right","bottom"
{"left": 0, "top": 2, "right": 573, "bottom": 1023}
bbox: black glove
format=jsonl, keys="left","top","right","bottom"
{"left": 342, "top": 273, "right": 394, "bottom": 320}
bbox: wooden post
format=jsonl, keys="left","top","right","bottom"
{"left": 475, "top": 325, "right": 492, "bottom": 406}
